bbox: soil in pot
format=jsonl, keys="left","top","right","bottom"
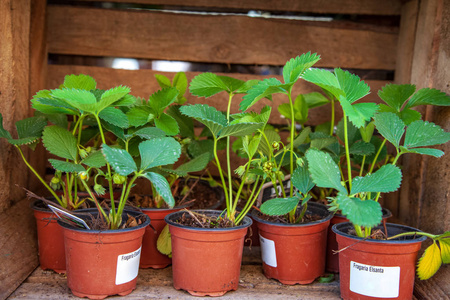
{"left": 59, "top": 210, "right": 150, "bottom": 299}
{"left": 165, "top": 209, "right": 252, "bottom": 296}
{"left": 326, "top": 207, "right": 392, "bottom": 273}
{"left": 333, "top": 222, "right": 427, "bottom": 300}
{"left": 252, "top": 202, "right": 332, "bottom": 285}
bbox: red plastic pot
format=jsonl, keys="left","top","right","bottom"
{"left": 333, "top": 222, "right": 426, "bottom": 300}
{"left": 252, "top": 202, "right": 332, "bottom": 285}
{"left": 139, "top": 207, "right": 183, "bottom": 269}
{"left": 59, "top": 210, "right": 150, "bottom": 299}
{"left": 326, "top": 208, "right": 392, "bottom": 273}
{"left": 165, "top": 210, "right": 252, "bottom": 296}
{"left": 32, "top": 200, "right": 66, "bottom": 273}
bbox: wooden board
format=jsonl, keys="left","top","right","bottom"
{"left": 47, "top": 5, "right": 398, "bottom": 70}
{"left": 0, "top": 198, "right": 38, "bottom": 300}
{"left": 47, "top": 65, "right": 390, "bottom": 127}
{"left": 80, "top": 0, "right": 402, "bottom": 15}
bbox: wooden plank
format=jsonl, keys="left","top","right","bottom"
{"left": 81, "top": 0, "right": 402, "bottom": 15}
{"left": 47, "top": 65, "right": 391, "bottom": 127}
{"left": 0, "top": 198, "right": 38, "bottom": 300}
{"left": 47, "top": 6, "right": 398, "bottom": 70}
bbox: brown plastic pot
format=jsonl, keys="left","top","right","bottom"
{"left": 59, "top": 210, "right": 150, "bottom": 299}
{"left": 333, "top": 222, "right": 427, "bottom": 300}
{"left": 252, "top": 202, "right": 332, "bottom": 285}
{"left": 165, "top": 210, "right": 252, "bottom": 297}
{"left": 31, "top": 200, "right": 66, "bottom": 273}
{"left": 326, "top": 207, "right": 392, "bottom": 273}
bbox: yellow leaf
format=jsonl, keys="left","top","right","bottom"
{"left": 156, "top": 225, "right": 172, "bottom": 257}
{"left": 417, "top": 242, "right": 442, "bottom": 280}
{"left": 438, "top": 238, "right": 450, "bottom": 264}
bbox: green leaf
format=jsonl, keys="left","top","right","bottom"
{"left": 189, "top": 73, "right": 229, "bottom": 97}
{"left": 417, "top": 242, "right": 443, "bottom": 280}
{"left": 51, "top": 89, "right": 97, "bottom": 113}
{"left": 156, "top": 224, "right": 172, "bottom": 257}
{"left": 174, "top": 152, "right": 210, "bottom": 176}
{"left": 405, "top": 88, "right": 450, "bottom": 109}
{"left": 373, "top": 112, "right": 405, "bottom": 148}
{"left": 218, "top": 122, "right": 264, "bottom": 139}
{"left": 142, "top": 172, "right": 175, "bottom": 207}
{"left": 102, "top": 144, "right": 137, "bottom": 176}
{"left": 102, "top": 122, "right": 125, "bottom": 141}
{"left": 351, "top": 164, "right": 402, "bottom": 194}
{"left": 359, "top": 122, "right": 375, "bottom": 143}
{"left": 218, "top": 75, "right": 245, "bottom": 93}
{"left": 258, "top": 129, "right": 280, "bottom": 157}
{"left": 337, "top": 117, "right": 361, "bottom": 145}
{"left": 166, "top": 105, "right": 194, "bottom": 138}
{"left": 188, "top": 139, "right": 214, "bottom": 161}
{"left": 97, "top": 86, "right": 131, "bottom": 112}
{"left": 378, "top": 84, "right": 416, "bottom": 112}
{"left": 32, "top": 97, "right": 79, "bottom": 115}
{"left": 349, "top": 141, "right": 375, "bottom": 156}
{"left": 234, "top": 79, "right": 259, "bottom": 94}
{"left": 139, "top": 137, "right": 181, "bottom": 171}
{"left": 16, "top": 116, "right": 47, "bottom": 139}
{"left": 400, "top": 147, "right": 445, "bottom": 158}
{"left": 63, "top": 74, "right": 96, "bottom": 90}
{"left": 302, "top": 68, "right": 343, "bottom": 100}
{"left": 148, "top": 87, "right": 178, "bottom": 116}
{"left": 180, "top": 104, "right": 227, "bottom": 137}
{"left": 133, "top": 127, "right": 166, "bottom": 140}
{"left": 42, "top": 126, "right": 78, "bottom": 160}
{"left": 173, "top": 72, "right": 188, "bottom": 99}
{"left": 113, "top": 94, "right": 137, "bottom": 106}
{"left": 438, "top": 238, "right": 450, "bottom": 264}
{"left": 399, "top": 108, "right": 422, "bottom": 125}
{"left": 291, "top": 126, "right": 312, "bottom": 149}
{"left": 303, "top": 92, "right": 329, "bottom": 108}
{"left": 340, "top": 99, "right": 379, "bottom": 128}
{"left": 334, "top": 68, "right": 371, "bottom": 104}
{"left": 41, "top": 113, "right": 68, "bottom": 129}
{"left": 242, "top": 134, "right": 262, "bottom": 159}
{"left": 98, "top": 107, "right": 129, "bottom": 128}
{"left": 155, "top": 113, "right": 179, "bottom": 136}
{"left": 155, "top": 74, "right": 171, "bottom": 89}
{"left": 127, "top": 106, "right": 154, "bottom": 127}
{"left": 305, "top": 149, "right": 347, "bottom": 193}
{"left": 48, "top": 159, "right": 85, "bottom": 173}
{"left": 310, "top": 135, "right": 337, "bottom": 150}
{"left": 283, "top": 52, "right": 321, "bottom": 84}
{"left": 260, "top": 197, "right": 299, "bottom": 216}
{"left": 240, "top": 78, "right": 285, "bottom": 111}
{"left": 0, "top": 114, "right": 12, "bottom": 139}
{"left": 291, "top": 163, "right": 315, "bottom": 195}
{"left": 404, "top": 120, "right": 450, "bottom": 148}
{"left": 336, "top": 195, "right": 382, "bottom": 227}
{"left": 81, "top": 150, "right": 107, "bottom": 168}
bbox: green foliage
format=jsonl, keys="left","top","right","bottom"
{"left": 141, "top": 172, "right": 175, "bottom": 207}
{"left": 102, "top": 144, "right": 137, "bottom": 176}
{"left": 49, "top": 159, "right": 85, "bottom": 173}
{"left": 350, "top": 164, "right": 402, "bottom": 194}
{"left": 305, "top": 149, "right": 346, "bottom": 193}
{"left": 139, "top": 138, "right": 181, "bottom": 171}
{"left": 42, "top": 126, "right": 78, "bottom": 160}
{"left": 180, "top": 104, "right": 226, "bottom": 137}
{"left": 378, "top": 84, "right": 416, "bottom": 112}
{"left": 260, "top": 197, "right": 299, "bottom": 216}
{"left": 404, "top": 120, "right": 450, "bottom": 148}
{"left": 335, "top": 195, "right": 382, "bottom": 227}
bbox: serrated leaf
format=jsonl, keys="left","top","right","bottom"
{"left": 351, "top": 164, "right": 402, "bottom": 194}
{"left": 303, "top": 92, "right": 329, "bottom": 108}
{"left": 127, "top": 106, "right": 154, "bottom": 127}
{"left": 31, "top": 97, "right": 79, "bottom": 115}
{"left": 310, "top": 135, "right": 337, "bottom": 150}
{"left": 148, "top": 87, "right": 178, "bottom": 116}
{"left": 155, "top": 74, "right": 171, "bottom": 89}
{"left": 438, "top": 238, "right": 450, "bottom": 264}
{"left": 40, "top": 113, "right": 68, "bottom": 129}
{"left": 156, "top": 224, "right": 172, "bottom": 257}
{"left": 102, "top": 121, "right": 125, "bottom": 141}
{"left": 51, "top": 89, "right": 97, "bottom": 113}
{"left": 49, "top": 159, "right": 85, "bottom": 173}
{"left": 290, "top": 126, "right": 312, "bottom": 149}
{"left": 373, "top": 112, "right": 405, "bottom": 148}
{"left": 139, "top": 137, "right": 181, "bottom": 171}
{"left": 187, "top": 139, "right": 214, "bottom": 161}
{"left": 258, "top": 129, "right": 281, "bottom": 157}
{"left": 98, "top": 107, "right": 129, "bottom": 128}
{"left": 336, "top": 195, "right": 382, "bottom": 227}
{"left": 189, "top": 73, "right": 229, "bottom": 97}
{"left": 334, "top": 68, "right": 371, "bottom": 104}
{"left": 291, "top": 164, "right": 315, "bottom": 195}
{"left": 417, "top": 242, "right": 443, "bottom": 280}
{"left": 133, "top": 127, "right": 166, "bottom": 140}
{"left": 218, "top": 75, "right": 245, "bottom": 93}
{"left": 336, "top": 117, "right": 360, "bottom": 145}
{"left": 305, "top": 149, "right": 347, "bottom": 193}
{"left": 378, "top": 84, "right": 416, "bottom": 112}
{"left": 166, "top": 105, "right": 194, "bottom": 138}
{"left": 97, "top": 86, "right": 131, "bottom": 112}
{"left": 154, "top": 113, "right": 179, "bottom": 136}
{"left": 242, "top": 134, "right": 262, "bottom": 159}
{"left": 63, "top": 74, "right": 97, "bottom": 90}
{"left": 240, "top": 78, "right": 286, "bottom": 111}
{"left": 349, "top": 141, "right": 375, "bottom": 156}
{"left": 142, "top": 172, "right": 175, "bottom": 207}
{"left": 42, "top": 126, "right": 78, "bottom": 160}
{"left": 180, "top": 104, "right": 227, "bottom": 137}
{"left": 234, "top": 79, "right": 259, "bottom": 94}
{"left": 405, "top": 88, "right": 450, "bottom": 109}
{"left": 113, "top": 94, "right": 137, "bottom": 106}
{"left": 283, "top": 52, "right": 321, "bottom": 84}
{"left": 340, "top": 99, "right": 379, "bottom": 128}
{"left": 218, "top": 122, "right": 264, "bottom": 139}
{"left": 401, "top": 147, "right": 445, "bottom": 158}
{"left": 102, "top": 144, "right": 137, "bottom": 176}
{"left": 260, "top": 197, "right": 299, "bottom": 216}
{"left": 359, "top": 122, "right": 375, "bottom": 143}
{"left": 16, "top": 116, "right": 47, "bottom": 139}
{"left": 174, "top": 152, "right": 210, "bottom": 176}
{"left": 404, "top": 120, "right": 450, "bottom": 148}
{"left": 302, "top": 68, "right": 343, "bottom": 100}
{"left": 399, "top": 108, "right": 422, "bottom": 125}
{"left": 81, "top": 150, "right": 107, "bottom": 168}
{"left": 173, "top": 72, "right": 187, "bottom": 98}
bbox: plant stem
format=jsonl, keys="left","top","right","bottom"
{"left": 354, "top": 224, "right": 364, "bottom": 237}
{"left": 388, "top": 231, "right": 436, "bottom": 240}
{"left": 343, "top": 113, "right": 352, "bottom": 191}
{"left": 288, "top": 86, "right": 295, "bottom": 197}
{"left": 226, "top": 93, "right": 234, "bottom": 214}
{"left": 80, "top": 179, "right": 108, "bottom": 222}
{"left": 330, "top": 97, "right": 335, "bottom": 136}
{"left": 369, "top": 139, "right": 387, "bottom": 174}
{"left": 235, "top": 177, "right": 265, "bottom": 225}
{"left": 213, "top": 137, "right": 230, "bottom": 219}
{"left": 359, "top": 155, "right": 366, "bottom": 177}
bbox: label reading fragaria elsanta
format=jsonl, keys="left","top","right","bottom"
{"left": 259, "top": 235, "right": 277, "bottom": 267}
{"left": 350, "top": 261, "right": 400, "bottom": 298}
{"left": 115, "top": 247, "right": 142, "bottom": 285}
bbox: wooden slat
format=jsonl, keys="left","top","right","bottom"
{"left": 0, "top": 198, "right": 38, "bottom": 300}
{"left": 47, "top": 65, "right": 391, "bottom": 127}
{"left": 47, "top": 6, "right": 398, "bottom": 70}
{"left": 80, "top": 0, "right": 402, "bottom": 15}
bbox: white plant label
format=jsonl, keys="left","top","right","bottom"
{"left": 259, "top": 235, "right": 277, "bottom": 267}
{"left": 115, "top": 247, "right": 142, "bottom": 285}
{"left": 350, "top": 261, "right": 400, "bottom": 298}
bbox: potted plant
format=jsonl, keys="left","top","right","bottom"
{"left": 163, "top": 71, "right": 275, "bottom": 296}
{"left": 301, "top": 67, "right": 450, "bottom": 299}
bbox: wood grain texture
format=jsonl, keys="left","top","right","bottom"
{"left": 0, "top": 198, "right": 38, "bottom": 300}
{"left": 47, "top": 5, "right": 398, "bottom": 70}
{"left": 79, "top": 0, "right": 402, "bottom": 15}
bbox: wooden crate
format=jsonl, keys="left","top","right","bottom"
{"left": 0, "top": 0, "right": 449, "bottom": 299}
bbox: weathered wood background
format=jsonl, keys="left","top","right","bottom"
{"left": 0, "top": 0, "right": 448, "bottom": 298}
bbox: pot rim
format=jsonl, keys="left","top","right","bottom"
{"left": 332, "top": 222, "right": 427, "bottom": 244}
{"left": 58, "top": 209, "right": 150, "bottom": 234}
{"left": 135, "top": 201, "right": 191, "bottom": 212}
{"left": 252, "top": 202, "right": 333, "bottom": 227}
{"left": 165, "top": 209, "right": 252, "bottom": 231}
